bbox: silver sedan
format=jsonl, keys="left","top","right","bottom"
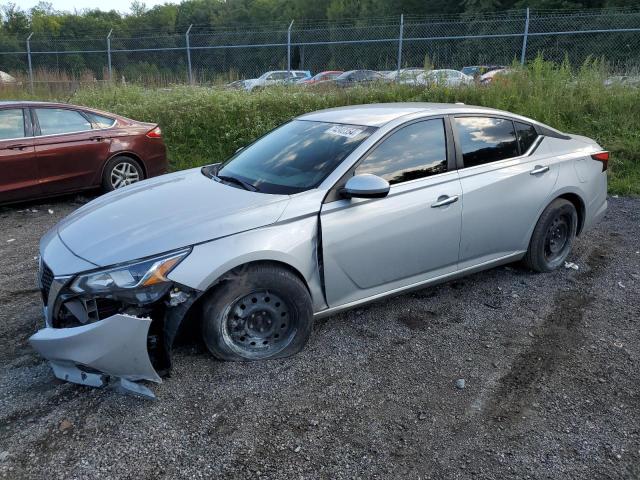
{"left": 30, "top": 103, "right": 608, "bottom": 396}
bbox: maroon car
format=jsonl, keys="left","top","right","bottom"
{"left": 0, "top": 101, "right": 168, "bottom": 204}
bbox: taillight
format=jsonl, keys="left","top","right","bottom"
{"left": 146, "top": 126, "right": 162, "bottom": 138}
{"left": 591, "top": 151, "right": 609, "bottom": 171}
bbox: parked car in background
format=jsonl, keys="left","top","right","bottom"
{"left": 386, "top": 68, "right": 426, "bottom": 85}
{"left": 332, "top": 70, "right": 386, "bottom": 87}
{"left": 461, "top": 65, "right": 505, "bottom": 79}
{"left": 417, "top": 69, "right": 473, "bottom": 87}
{"left": 0, "top": 101, "right": 167, "bottom": 204}
{"left": 480, "top": 68, "right": 513, "bottom": 85}
{"left": 30, "top": 102, "right": 608, "bottom": 397}
{"left": 243, "top": 70, "right": 311, "bottom": 91}
{"left": 298, "top": 70, "right": 343, "bottom": 85}
{"left": 0, "top": 71, "right": 17, "bottom": 84}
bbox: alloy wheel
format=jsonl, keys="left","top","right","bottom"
{"left": 110, "top": 162, "right": 140, "bottom": 189}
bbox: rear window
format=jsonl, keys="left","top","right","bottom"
{"left": 36, "top": 108, "right": 92, "bottom": 136}
{"left": 454, "top": 116, "right": 519, "bottom": 168}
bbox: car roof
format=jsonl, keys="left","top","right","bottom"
{"left": 297, "top": 102, "right": 504, "bottom": 127}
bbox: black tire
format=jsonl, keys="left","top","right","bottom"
{"left": 524, "top": 198, "right": 578, "bottom": 272}
{"left": 201, "top": 264, "right": 313, "bottom": 361}
{"left": 101, "top": 156, "right": 144, "bottom": 192}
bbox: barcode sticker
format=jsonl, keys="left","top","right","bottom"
{"left": 326, "top": 125, "right": 364, "bottom": 138}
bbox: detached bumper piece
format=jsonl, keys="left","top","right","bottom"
{"left": 29, "top": 314, "right": 162, "bottom": 399}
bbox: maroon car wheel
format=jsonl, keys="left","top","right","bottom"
{"left": 102, "top": 156, "right": 145, "bottom": 192}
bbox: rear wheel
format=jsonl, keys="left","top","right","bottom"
{"left": 102, "top": 156, "right": 144, "bottom": 192}
{"left": 201, "top": 265, "right": 313, "bottom": 361}
{"left": 524, "top": 198, "right": 578, "bottom": 272}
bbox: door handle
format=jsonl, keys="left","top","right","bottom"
{"left": 530, "top": 165, "right": 549, "bottom": 175}
{"left": 431, "top": 195, "right": 459, "bottom": 208}
{"left": 89, "top": 136, "right": 104, "bottom": 142}
{"left": 5, "top": 144, "right": 28, "bottom": 150}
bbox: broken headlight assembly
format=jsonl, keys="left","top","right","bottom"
{"left": 69, "top": 248, "right": 191, "bottom": 305}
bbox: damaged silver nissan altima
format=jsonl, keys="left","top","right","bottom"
{"left": 30, "top": 103, "right": 608, "bottom": 397}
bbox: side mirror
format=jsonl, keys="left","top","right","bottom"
{"left": 340, "top": 174, "right": 390, "bottom": 199}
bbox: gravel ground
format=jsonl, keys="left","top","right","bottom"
{"left": 0, "top": 195, "right": 638, "bottom": 480}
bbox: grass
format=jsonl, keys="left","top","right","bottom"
{"left": 4, "top": 58, "right": 639, "bottom": 195}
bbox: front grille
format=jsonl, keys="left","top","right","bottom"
{"left": 40, "top": 262, "right": 54, "bottom": 304}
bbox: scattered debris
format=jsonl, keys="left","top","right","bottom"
{"left": 564, "top": 262, "right": 579, "bottom": 270}
{"left": 48, "top": 209, "right": 54, "bottom": 215}
{"left": 6, "top": 238, "right": 15, "bottom": 243}
{"left": 293, "top": 446, "right": 301, "bottom": 453}
{"left": 612, "top": 194, "right": 619, "bottom": 198}
{"left": 618, "top": 281, "right": 626, "bottom": 289}
{"left": 30, "top": 209, "right": 38, "bottom": 213}
{"left": 598, "top": 378, "right": 606, "bottom": 384}
{"left": 59, "top": 419, "right": 73, "bottom": 432}
{"left": 455, "top": 379, "right": 466, "bottom": 389}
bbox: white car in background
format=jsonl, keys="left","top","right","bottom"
{"left": 243, "top": 70, "right": 310, "bottom": 91}
{"left": 480, "top": 68, "right": 513, "bottom": 85}
{"left": 387, "top": 68, "right": 426, "bottom": 85}
{"left": 417, "top": 69, "right": 473, "bottom": 87}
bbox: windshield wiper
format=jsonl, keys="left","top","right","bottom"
{"left": 216, "top": 174, "right": 259, "bottom": 192}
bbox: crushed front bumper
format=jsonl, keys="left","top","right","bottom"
{"left": 29, "top": 314, "right": 162, "bottom": 397}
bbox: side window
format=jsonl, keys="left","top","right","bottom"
{"left": 515, "top": 121, "right": 538, "bottom": 153}
{"left": 454, "top": 116, "right": 519, "bottom": 168}
{"left": 356, "top": 119, "right": 448, "bottom": 185}
{"left": 0, "top": 109, "right": 25, "bottom": 140}
{"left": 85, "top": 112, "right": 115, "bottom": 129}
{"left": 35, "top": 108, "right": 92, "bottom": 136}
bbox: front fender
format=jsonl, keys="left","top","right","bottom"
{"left": 168, "top": 214, "right": 327, "bottom": 312}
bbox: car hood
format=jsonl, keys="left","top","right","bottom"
{"left": 56, "top": 168, "right": 290, "bottom": 267}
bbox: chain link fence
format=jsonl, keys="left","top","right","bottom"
{"left": 2, "top": 7, "right": 640, "bottom": 89}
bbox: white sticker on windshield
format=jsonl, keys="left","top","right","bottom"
{"left": 326, "top": 125, "right": 364, "bottom": 138}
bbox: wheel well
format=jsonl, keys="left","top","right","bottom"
{"left": 215, "top": 260, "right": 311, "bottom": 295}
{"left": 102, "top": 152, "right": 147, "bottom": 179}
{"left": 173, "top": 260, "right": 311, "bottom": 341}
{"left": 557, "top": 193, "right": 586, "bottom": 235}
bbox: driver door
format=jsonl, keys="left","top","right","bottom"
{"left": 320, "top": 118, "right": 463, "bottom": 307}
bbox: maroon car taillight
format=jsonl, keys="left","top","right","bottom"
{"left": 146, "top": 126, "right": 162, "bottom": 138}
{"left": 591, "top": 151, "right": 609, "bottom": 171}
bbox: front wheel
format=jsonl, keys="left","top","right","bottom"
{"left": 201, "top": 265, "right": 313, "bottom": 361}
{"left": 524, "top": 198, "right": 578, "bottom": 272}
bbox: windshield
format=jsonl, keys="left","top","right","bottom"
{"left": 217, "top": 120, "right": 375, "bottom": 194}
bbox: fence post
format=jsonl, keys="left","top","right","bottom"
{"left": 396, "top": 14, "right": 404, "bottom": 80}
{"left": 520, "top": 7, "right": 530, "bottom": 65}
{"left": 107, "top": 29, "right": 113, "bottom": 81}
{"left": 287, "top": 20, "right": 294, "bottom": 73}
{"left": 185, "top": 24, "right": 193, "bottom": 85}
{"left": 26, "top": 32, "right": 34, "bottom": 92}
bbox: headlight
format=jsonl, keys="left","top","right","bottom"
{"left": 70, "top": 248, "right": 190, "bottom": 304}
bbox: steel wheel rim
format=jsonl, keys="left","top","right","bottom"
{"left": 544, "top": 214, "right": 570, "bottom": 262}
{"left": 111, "top": 162, "right": 140, "bottom": 189}
{"left": 222, "top": 290, "right": 296, "bottom": 358}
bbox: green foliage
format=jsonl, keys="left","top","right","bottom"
{"left": 6, "top": 59, "right": 639, "bottom": 195}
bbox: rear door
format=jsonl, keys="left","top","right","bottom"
{"left": 452, "top": 115, "right": 559, "bottom": 269}
{"left": 320, "top": 117, "right": 463, "bottom": 307}
{"left": 0, "top": 108, "right": 38, "bottom": 203}
{"left": 32, "top": 107, "right": 112, "bottom": 195}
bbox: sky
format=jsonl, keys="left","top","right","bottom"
{"left": 19, "top": 0, "right": 174, "bottom": 14}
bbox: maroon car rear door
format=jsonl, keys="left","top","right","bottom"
{"left": 32, "top": 107, "right": 112, "bottom": 195}
{"left": 0, "top": 108, "right": 39, "bottom": 203}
